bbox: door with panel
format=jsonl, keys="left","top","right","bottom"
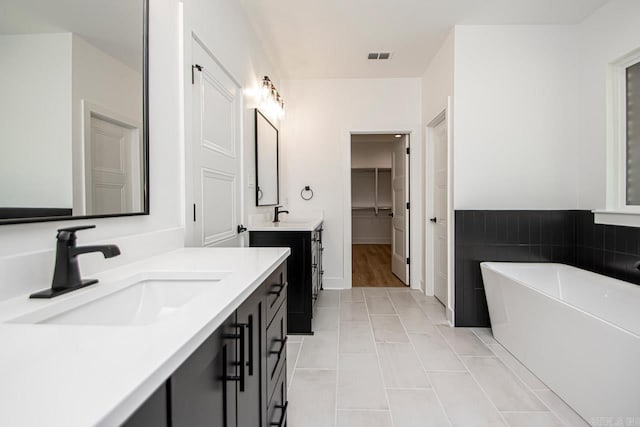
{"left": 86, "top": 116, "right": 140, "bottom": 215}
{"left": 391, "top": 136, "right": 409, "bottom": 285}
{"left": 189, "top": 39, "right": 243, "bottom": 247}
{"left": 433, "top": 118, "right": 448, "bottom": 305}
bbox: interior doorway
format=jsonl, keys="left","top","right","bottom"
{"left": 350, "top": 134, "right": 410, "bottom": 287}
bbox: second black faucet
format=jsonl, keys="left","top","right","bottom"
{"left": 273, "top": 206, "right": 289, "bottom": 223}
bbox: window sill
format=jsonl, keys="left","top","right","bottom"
{"left": 593, "top": 210, "right": 640, "bottom": 227}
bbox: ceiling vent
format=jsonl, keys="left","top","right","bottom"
{"left": 367, "top": 52, "right": 392, "bottom": 60}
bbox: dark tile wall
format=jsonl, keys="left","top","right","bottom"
{"left": 574, "top": 210, "right": 640, "bottom": 285}
{"left": 455, "top": 210, "right": 640, "bottom": 327}
{"left": 455, "top": 210, "right": 575, "bottom": 327}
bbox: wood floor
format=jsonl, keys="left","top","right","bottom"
{"left": 352, "top": 244, "right": 406, "bottom": 287}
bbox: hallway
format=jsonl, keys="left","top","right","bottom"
{"left": 286, "top": 288, "right": 588, "bottom": 427}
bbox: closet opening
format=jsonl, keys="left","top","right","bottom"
{"left": 350, "top": 134, "right": 410, "bottom": 287}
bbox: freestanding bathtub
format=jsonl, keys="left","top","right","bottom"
{"left": 480, "top": 262, "right": 640, "bottom": 425}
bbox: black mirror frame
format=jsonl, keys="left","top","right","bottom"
{"left": 0, "top": 0, "right": 150, "bottom": 226}
{"left": 254, "top": 109, "right": 280, "bottom": 207}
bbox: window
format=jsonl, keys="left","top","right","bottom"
{"left": 595, "top": 49, "right": 640, "bottom": 227}
{"left": 626, "top": 61, "right": 640, "bottom": 205}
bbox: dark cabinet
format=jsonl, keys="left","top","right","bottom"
{"left": 171, "top": 314, "right": 239, "bottom": 427}
{"left": 236, "top": 288, "right": 265, "bottom": 427}
{"left": 121, "top": 382, "right": 169, "bottom": 427}
{"left": 250, "top": 225, "right": 323, "bottom": 334}
{"left": 123, "top": 260, "right": 288, "bottom": 427}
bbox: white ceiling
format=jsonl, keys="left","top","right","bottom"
{"left": 0, "top": 0, "right": 143, "bottom": 70}
{"left": 239, "top": 0, "right": 609, "bottom": 79}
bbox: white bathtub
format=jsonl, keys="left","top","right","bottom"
{"left": 480, "top": 262, "right": 640, "bottom": 424}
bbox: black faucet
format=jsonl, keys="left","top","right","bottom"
{"left": 273, "top": 206, "right": 289, "bottom": 223}
{"left": 30, "top": 225, "right": 121, "bottom": 299}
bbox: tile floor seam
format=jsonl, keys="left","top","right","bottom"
{"left": 469, "top": 330, "right": 570, "bottom": 426}
{"left": 388, "top": 289, "right": 453, "bottom": 427}
{"left": 363, "top": 288, "right": 396, "bottom": 427}
{"left": 457, "top": 349, "right": 513, "bottom": 426}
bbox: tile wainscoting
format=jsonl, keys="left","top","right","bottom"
{"left": 455, "top": 210, "right": 640, "bottom": 327}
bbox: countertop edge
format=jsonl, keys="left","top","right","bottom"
{"left": 99, "top": 248, "right": 290, "bottom": 427}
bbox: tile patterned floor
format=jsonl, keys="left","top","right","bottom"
{"left": 286, "top": 288, "right": 590, "bottom": 427}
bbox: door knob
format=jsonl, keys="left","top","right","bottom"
{"left": 430, "top": 217, "right": 437, "bottom": 223}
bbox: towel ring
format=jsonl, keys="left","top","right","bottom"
{"left": 300, "top": 186, "right": 314, "bottom": 201}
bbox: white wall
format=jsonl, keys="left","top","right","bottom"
{"left": 421, "top": 30, "right": 455, "bottom": 309}
{"left": 422, "top": 31, "right": 454, "bottom": 127}
{"left": 453, "top": 25, "right": 581, "bottom": 210}
{"left": 280, "top": 78, "right": 422, "bottom": 289}
{"left": 182, "top": 0, "right": 283, "bottom": 245}
{"left": 71, "top": 34, "right": 143, "bottom": 215}
{"left": 577, "top": 0, "right": 640, "bottom": 209}
{"left": 0, "top": 0, "right": 184, "bottom": 301}
{"left": 0, "top": 33, "right": 73, "bottom": 208}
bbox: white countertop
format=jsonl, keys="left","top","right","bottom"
{"left": 0, "top": 247, "right": 290, "bottom": 427}
{"left": 247, "top": 216, "right": 323, "bottom": 232}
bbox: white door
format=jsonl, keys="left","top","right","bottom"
{"left": 391, "top": 136, "right": 409, "bottom": 285}
{"left": 190, "top": 41, "right": 242, "bottom": 247}
{"left": 86, "top": 117, "right": 138, "bottom": 215}
{"left": 433, "top": 119, "right": 448, "bottom": 304}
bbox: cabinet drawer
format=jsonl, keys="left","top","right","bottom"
{"left": 267, "top": 363, "right": 288, "bottom": 427}
{"left": 266, "top": 298, "right": 287, "bottom": 401}
{"left": 265, "top": 263, "right": 287, "bottom": 327}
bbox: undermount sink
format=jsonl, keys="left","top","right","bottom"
{"left": 11, "top": 276, "right": 226, "bottom": 326}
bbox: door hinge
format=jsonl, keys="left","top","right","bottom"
{"left": 406, "top": 202, "right": 410, "bottom": 210}
{"left": 406, "top": 147, "right": 410, "bottom": 155}
{"left": 191, "top": 64, "right": 203, "bottom": 84}
{"left": 406, "top": 257, "right": 410, "bottom": 265}
{"left": 193, "top": 204, "right": 196, "bottom": 222}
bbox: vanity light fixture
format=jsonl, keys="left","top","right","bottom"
{"left": 260, "top": 76, "right": 285, "bottom": 120}
{"left": 395, "top": 134, "right": 402, "bottom": 138}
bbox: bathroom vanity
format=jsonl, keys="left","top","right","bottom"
{"left": 249, "top": 218, "right": 323, "bottom": 334}
{"left": 0, "top": 247, "right": 290, "bottom": 427}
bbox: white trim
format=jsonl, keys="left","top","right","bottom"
{"left": 602, "top": 47, "right": 640, "bottom": 226}
{"left": 424, "top": 97, "right": 455, "bottom": 324}
{"left": 344, "top": 129, "right": 416, "bottom": 289}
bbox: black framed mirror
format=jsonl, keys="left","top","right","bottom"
{"left": 255, "top": 109, "right": 279, "bottom": 206}
{"left": 0, "top": 0, "right": 149, "bottom": 225}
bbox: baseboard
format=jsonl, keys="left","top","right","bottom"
{"left": 447, "top": 306, "right": 455, "bottom": 326}
{"left": 322, "top": 276, "right": 347, "bottom": 289}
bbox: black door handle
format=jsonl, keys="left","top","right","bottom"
{"left": 430, "top": 217, "right": 437, "bottom": 223}
{"left": 237, "top": 224, "right": 247, "bottom": 233}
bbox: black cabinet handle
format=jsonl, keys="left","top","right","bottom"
{"left": 223, "top": 324, "right": 246, "bottom": 392}
{"left": 269, "top": 282, "right": 287, "bottom": 298}
{"left": 430, "top": 217, "right": 437, "bottom": 223}
{"left": 270, "top": 401, "right": 288, "bottom": 427}
{"left": 247, "top": 315, "right": 254, "bottom": 376}
{"left": 270, "top": 336, "right": 288, "bottom": 360}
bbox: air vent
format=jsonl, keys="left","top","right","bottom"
{"left": 367, "top": 52, "right": 392, "bottom": 60}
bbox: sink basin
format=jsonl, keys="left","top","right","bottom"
{"left": 11, "top": 277, "right": 224, "bottom": 326}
